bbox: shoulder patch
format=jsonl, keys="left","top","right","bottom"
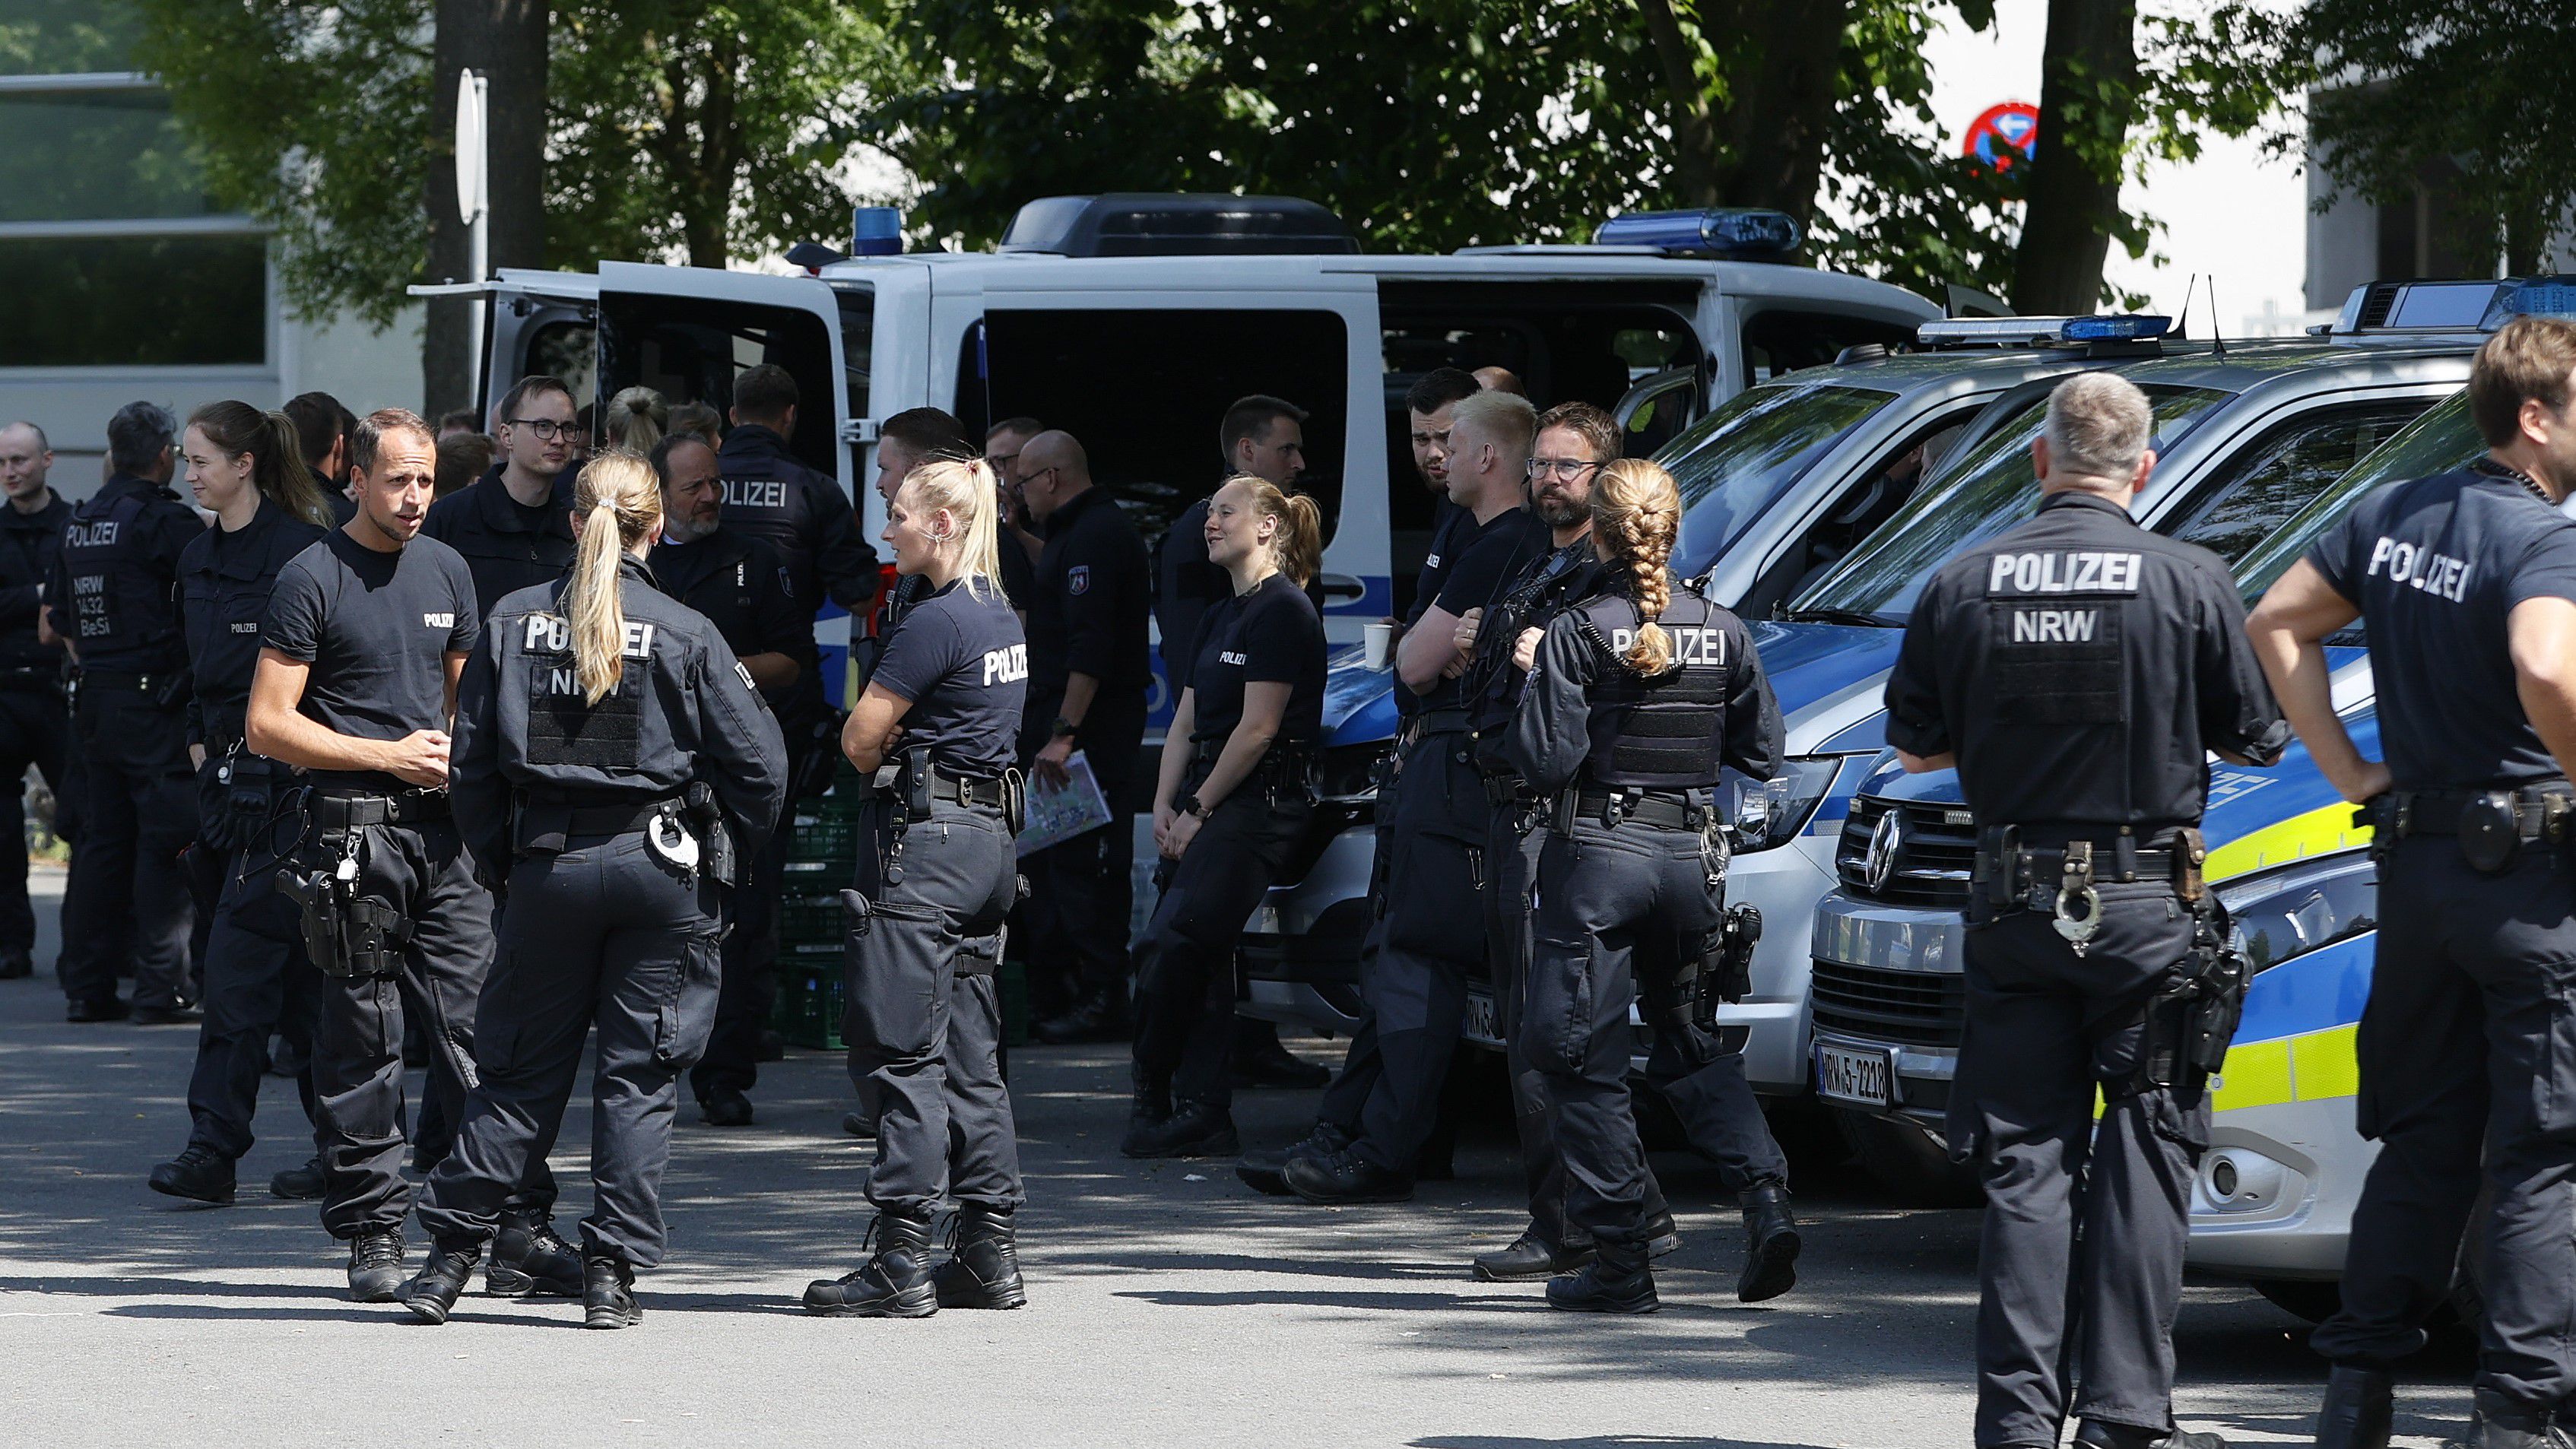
{"left": 1067, "top": 563, "right": 1090, "bottom": 596}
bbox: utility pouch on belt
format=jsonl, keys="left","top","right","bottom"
{"left": 1689, "top": 905, "right": 1762, "bottom": 1031}
{"left": 681, "top": 782, "right": 734, "bottom": 884}
{"left": 273, "top": 842, "right": 411, "bottom": 979}
{"left": 2460, "top": 791, "right": 2522, "bottom": 874}
{"left": 900, "top": 744, "right": 934, "bottom": 823}
{"left": 2134, "top": 894, "right": 2245, "bottom": 1091}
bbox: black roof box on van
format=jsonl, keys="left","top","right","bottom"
{"left": 998, "top": 193, "right": 1360, "bottom": 258}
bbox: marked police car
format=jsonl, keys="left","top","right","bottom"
{"left": 1238, "top": 313, "right": 2201, "bottom": 1046}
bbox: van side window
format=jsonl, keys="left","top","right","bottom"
{"left": 1742, "top": 309, "right": 1917, "bottom": 384}
{"left": 2165, "top": 402, "right": 2429, "bottom": 566}
{"left": 597, "top": 292, "right": 839, "bottom": 475}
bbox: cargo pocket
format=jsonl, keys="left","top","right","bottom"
{"left": 652, "top": 929, "right": 724, "bottom": 1069}
{"left": 1522, "top": 934, "right": 1596, "bottom": 1075}
{"left": 477, "top": 951, "right": 529, "bottom": 1075}
{"left": 2533, "top": 959, "right": 2576, "bottom": 1140}
{"left": 1384, "top": 831, "right": 1480, "bottom": 958}
{"left": 841, "top": 896, "right": 948, "bottom": 1061}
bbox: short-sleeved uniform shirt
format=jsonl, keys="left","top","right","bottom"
{"left": 1406, "top": 499, "right": 1473, "bottom": 629}
{"left": 180, "top": 499, "right": 327, "bottom": 748}
{"left": 2306, "top": 463, "right": 2576, "bottom": 791}
{"left": 1185, "top": 572, "right": 1326, "bottom": 751}
{"left": 1415, "top": 506, "right": 1552, "bottom": 715}
{"left": 262, "top": 529, "right": 480, "bottom": 792}
{"left": 1027, "top": 486, "right": 1152, "bottom": 712}
{"left": 1883, "top": 490, "right": 2286, "bottom": 834}
{"left": 870, "top": 578, "right": 1027, "bottom": 781}
{"left": 419, "top": 465, "right": 576, "bottom": 621}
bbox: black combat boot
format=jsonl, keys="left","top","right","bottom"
{"left": 1737, "top": 1183, "right": 1801, "bottom": 1302}
{"left": 1547, "top": 1239, "right": 1658, "bottom": 1314}
{"left": 1642, "top": 1209, "right": 1683, "bottom": 1259}
{"left": 1473, "top": 1230, "right": 1596, "bottom": 1283}
{"left": 1282, "top": 1146, "right": 1413, "bottom": 1203}
{"left": 487, "top": 1210, "right": 584, "bottom": 1298}
{"left": 1232, "top": 1024, "right": 1331, "bottom": 1089}
{"left": 1237, "top": 1121, "right": 1353, "bottom": 1195}
{"left": 2078, "top": 1422, "right": 2233, "bottom": 1449}
{"left": 2314, "top": 1365, "right": 2394, "bottom": 1449}
{"left": 268, "top": 1153, "right": 325, "bottom": 1201}
{"left": 584, "top": 1254, "right": 642, "bottom": 1329}
{"left": 148, "top": 1143, "right": 236, "bottom": 1205}
{"left": 1033, "top": 986, "right": 1128, "bottom": 1045}
{"left": 802, "top": 1212, "right": 939, "bottom": 1317}
{"left": 841, "top": 1109, "right": 874, "bottom": 1138}
{"left": 347, "top": 1227, "right": 408, "bottom": 1303}
{"left": 1122, "top": 1095, "right": 1237, "bottom": 1158}
{"left": 699, "top": 1086, "right": 754, "bottom": 1127}
{"left": 931, "top": 1203, "right": 1028, "bottom": 1310}
{"left": 401, "top": 1244, "right": 481, "bottom": 1324}
{"left": 2444, "top": 1388, "right": 2574, "bottom": 1449}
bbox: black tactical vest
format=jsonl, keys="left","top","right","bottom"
{"left": 59, "top": 484, "right": 184, "bottom": 670}
{"left": 1467, "top": 546, "right": 1602, "bottom": 735}
{"left": 1574, "top": 588, "right": 1733, "bottom": 791}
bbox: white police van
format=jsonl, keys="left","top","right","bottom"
{"left": 433, "top": 194, "right": 1940, "bottom": 705}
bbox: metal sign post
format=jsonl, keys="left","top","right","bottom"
{"left": 455, "top": 68, "right": 490, "bottom": 413}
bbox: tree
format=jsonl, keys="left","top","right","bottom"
{"left": 428, "top": 0, "right": 550, "bottom": 416}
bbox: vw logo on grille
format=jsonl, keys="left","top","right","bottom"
{"left": 1864, "top": 809, "right": 1905, "bottom": 893}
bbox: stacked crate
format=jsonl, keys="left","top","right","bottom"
{"left": 772, "top": 793, "right": 859, "bottom": 1050}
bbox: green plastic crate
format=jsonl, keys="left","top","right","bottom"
{"left": 773, "top": 943, "right": 845, "bottom": 1051}
{"left": 779, "top": 892, "right": 844, "bottom": 945}
{"left": 788, "top": 809, "right": 858, "bottom": 864}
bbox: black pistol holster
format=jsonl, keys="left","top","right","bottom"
{"left": 273, "top": 835, "right": 411, "bottom": 979}
{"left": 2135, "top": 828, "right": 2244, "bottom": 1091}
{"left": 680, "top": 781, "right": 737, "bottom": 885}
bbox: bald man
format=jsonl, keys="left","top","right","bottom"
{"left": 1015, "top": 432, "right": 1153, "bottom": 1042}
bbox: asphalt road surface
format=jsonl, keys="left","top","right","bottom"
{"left": 0, "top": 867, "right": 2476, "bottom": 1447}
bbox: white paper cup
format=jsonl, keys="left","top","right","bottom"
{"left": 1363, "top": 620, "right": 1395, "bottom": 671}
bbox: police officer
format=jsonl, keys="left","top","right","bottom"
{"left": 1396, "top": 368, "right": 1480, "bottom": 647}
{"left": 401, "top": 452, "right": 788, "bottom": 1328}
{"left": 718, "top": 365, "right": 879, "bottom": 737}
{"left": 246, "top": 407, "right": 560, "bottom": 1304}
{"left": 145, "top": 403, "right": 335, "bottom": 1206}
{"left": 282, "top": 391, "right": 359, "bottom": 525}
{"left": 1501, "top": 457, "right": 1797, "bottom": 1314}
{"left": 0, "top": 420, "right": 71, "bottom": 981}
{"left": 2248, "top": 319, "right": 2576, "bottom": 1449}
{"left": 1889, "top": 374, "right": 2285, "bottom": 1448}
{"left": 1014, "top": 430, "right": 1152, "bottom": 1043}
{"left": 1124, "top": 475, "right": 1328, "bottom": 1158}
{"left": 802, "top": 458, "right": 1029, "bottom": 1317}
{"left": 865, "top": 407, "right": 972, "bottom": 632}
{"left": 423, "top": 375, "right": 579, "bottom": 620}
{"left": 49, "top": 400, "right": 203, "bottom": 1024}
{"left": 645, "top": 432, "right": 807, "bottom": 1127}
{"left": 1281, "top": 388, "right": 1550, "bottom": 1203}
{"left": 985, "top": 415, "right": 1047, "bottom": 608}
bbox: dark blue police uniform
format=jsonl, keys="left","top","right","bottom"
{"left": 420, "top": 463, "right": 576, "bottom": 621}
{"left": 715, "top": 423, "right": 877, "bottom": 789}
{"left": 49, "top": 471, "right": 204, "bottom": 1016}
{"left": 0, "top": 488, "right": 71, "bottom": 977}
{"left": 2300, "top": 462, "right": 2576, "bottom": 1428}
{"left": 168, "top": 498, "right": 327, "bottom": 1181}
{"left": 408, "top": 556, "right": 786, "bottom": 1318}
{"left": 1885, "top": 490, "right": 2288, "bottom": 1447}
{"left": 1508, "top": 576, "right": 1795, "bottom": 1311}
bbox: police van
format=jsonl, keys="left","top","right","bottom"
{"left": 434, "top": 194, "right": 1940, "bottom": 706}
{"left": 1804, "top": 277, "right": 2562, "bottom": 1229}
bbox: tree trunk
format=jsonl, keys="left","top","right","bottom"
{"left": 427, "top": 0, "right": 550, "bottom": 420}
{"left": 1708, "top": 0, "right": 1849, "bottom": 236}
{"left": 2010, "top": 0, "right": 2139, "bottom": 315}
{"left": 1633, "top": 0, "right": 1723, "bottom": 209}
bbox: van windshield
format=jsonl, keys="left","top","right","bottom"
{"left": 1788, "top": 383, "right": 2237, "bottom": 623}
{"left": 1665, "top": 381, "right": 1898, "bottom": 574}
{"left": 2234, "top": 391, "right": 2481, "bottom": 605}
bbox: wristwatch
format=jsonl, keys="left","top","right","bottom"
{"left": 1050, "top": 715, "right": 1079, "bottom": 740}
{"left": 1175, "top": 794, "right": 1205, "bottom": 819}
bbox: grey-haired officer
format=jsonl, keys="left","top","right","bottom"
{"left": 50, "top": 399, "right": 204, "bottom": 1023}
{"left": 1508, "top": 457, "right": 1797, "bottom": 1314}
{"left": 2250, "top": 317, "right": 2576, "bottom": 1449}
{"left": 401, "top": 452, "right": 786, "bottom": 1329}
{"left": 1889, "top": 373, "right": 2286, "bottom": 1449}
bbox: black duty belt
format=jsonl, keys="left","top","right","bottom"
{"left": 923, "top": 772, "right": 1010, "bottom": 809}
{"left": 80, "top": 668, "right": 179, "bottom": 694}
{"left": 312, "top": 789, "right": 449, "bottom": 828}
{"left": 1188, "top": 740, "right": 1317, "bottom": 791}
{"left": 1972, "top": 828, "right": 2210, "bottom": 932}
{"left": 1401, "top": 708, "right": 1473, "bottom": 744}
{"left": 1482, "top": 772, "right": 1535, "bottom": 808}
{"left": 1557, "top": 787, "right": 1714, "bottom": 832}
{"left": 519, "top": 792, "right": 684, "bottom": 848}
{"left": 2375, "top": 786, "right": 2576, "bottom": 842}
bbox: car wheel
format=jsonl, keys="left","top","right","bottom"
{"left": 1832, "top": 1108, "right": 1984, "bottom": 1207}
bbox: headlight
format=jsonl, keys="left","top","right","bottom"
{"left": 1318, "top": 742, "right": 1387, "bottom": 801}
{"left": 1722, "top": 756, "right": 1842, "bottom": 852}
{"left": 2213, "top": 850, "right": 2377, "bottom": 973}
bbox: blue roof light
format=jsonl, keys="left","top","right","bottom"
{"left": 851, "top": 205, "right": 903, "bottom": 256}
{"left": 1595, "top": 209, "right": 1802, "bottom": 258}
{"left": 1915, "top": 315, "right": 2170, "bottom": 350}
{"left": 2061, "top": 314, "right": 2172, "bottom": 341}
{"left": 2489, "top": 277, "right": 2576, "bottom": 326}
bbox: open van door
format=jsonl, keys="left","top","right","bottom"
{"left": 409, "top": 269, "right": 600, "bottom": 420}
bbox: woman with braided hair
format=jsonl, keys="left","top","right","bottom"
{"left": 1504, "top": 458, "right": 1803, "bottom": 1314}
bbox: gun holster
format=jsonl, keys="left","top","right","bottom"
{"left": 273, "top": 848, "right": 411, "bottom": 980}
{"left": 2132, "top": 895, "right": 2244, "bottom": 1092}
{"left": 680, "top": 781, "right": 736, "bottom": 885}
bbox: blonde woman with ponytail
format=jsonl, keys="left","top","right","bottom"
{"left": 1502, "top": 456, "right": 1803, "bottom": 1317}
{"left": 1124, "top": 474, "right": 1328, "bottom": 1159}
{"left": 803, "top": 455, "right": 1032, "bottom": 1318}
{"left": 409, "top": 449, "right": 788, "bottom": 1330}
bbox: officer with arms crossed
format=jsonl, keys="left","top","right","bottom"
{"left": 148, "top": 403, "right": 333, "bottom": 1207}
{"left": 0, "top": 420, "right": 71, "bottom": 981}
{"left": 1125, "top": 477, "right": 1328, "bottom": 1156}
{"left": 247, "top": 407, "right": 563, "bottom": 1303}
{"left": 402, "top": 453, "right": 787, "bottom": 1329}
{"left": 1889, "top": 373, "right": 2286, "bottom": 1449}
{"left": 424, "top": 375, "right": 579, "bottom": 620}
{"left": 50, "top": 400, "right": 203, "bottom": 1024}
{"left": 1507, "top": 458, "right": 1800, "bottom": 1314}
{"left": 2248, "top": 318, "right": 2576, "bottom": 1449}
{"left": 803, "top": 458, "right": 1030, "bottom": 1317}
{"left": 1283, "top": 387, "right": 1551, "bottom": 1203}
{"left": 1015, "top": 430, "right": 1153, "bottom": 1044}
{"left": 647, "top": 431, "right": 807, "bottom": 1127}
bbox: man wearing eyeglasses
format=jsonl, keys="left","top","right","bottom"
{"left": 421, "top": 374, "right": 579, "bottom": 621}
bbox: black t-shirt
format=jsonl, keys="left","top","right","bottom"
{"left": 870, "top": 577, "right": 1026, "bottom": 780}
{"left": 1884, "top": 490, "right": 2287, "bottom": 835}
{"left": 1029, "top": 487, "right": 1152, "bottom": 705}
{"left": 1185, "top": 572, "right": 1324, "bottom": 751}
{"left": 419, "top": 465, "right": 576, "bottom": 622}
{"left": 647, "top": 528, "right": 811, "bottom": 691}
{"left": 181, "top": 499, "right": 328, "bottom": 748}
{"left": 262, "top": 529, "right": 481, "bottom": 791}
{"left": 1406, "top": 499, "right": 1473, "bottom": 629}
{"left": 2308, "top": 464, "right": 2576, "bottom": 790}
{"left": 1416, "top": 506, "right": 1552, "bottom": 714}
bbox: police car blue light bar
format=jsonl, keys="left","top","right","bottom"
{"left": 2061, "top": 314, "right": 2172, "bottom": 341}
{"left": 2486, "top": 276, "right": 2576, "bottom": 327}
{"left": 1915, "top": 315, "right": 2169, "bottom": 349}
{"left": 1594, "top": 209, "right": 1802, "bottom": 258}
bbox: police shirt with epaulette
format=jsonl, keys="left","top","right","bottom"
{"left": 180, "top": 498, "right": 327, "bottom": 750}
{"left": 449, "top": 555, "right": 788, "bottom": 875}
{"left": 262, "top": 528, "right": 481, "bottom": 794}
{"left": 1416, "top": 507, "right": 1553, "bottom": 715}
{"left": 870, "top": 574, "right": 1027, "bottom": 781}
{"left": 646, "top": 526, "right": 809, "bottom": 693}
{"left": 1885, "top": 490, "right": 2287, "bottom": 833}
{"left": 1185, "top": 572, "right": 1325, "bottom": 750}
{"left": 1508, "top": 580, "right": 1781, "bottom": 800}
{"left": 0, "top": 489, "right": 70, "bottom": 677}
{"left": 1464, "top": 541, "right": 1606, "bottom": 740}
{"left": 1027, "top": 486, "right": 1152, "bottom": 704}
{"left": 714, "top": 424, "right": 877, "bottom": 618}
{"left": 48, "top": 472, "right": 202, "bottom": 675}
{"left": 420, "top": 465, "right": 576, "bottom": 622}
{"left": 2306, "top": 462, "right": 2576, "bottom": 791}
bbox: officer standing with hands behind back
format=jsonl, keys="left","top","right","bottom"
{"left": 1886, "top": 373, "right": 2286, "bottom": 1449}
{"left": 2248, "top": 317, "right": 2576, "bottom": 1449}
